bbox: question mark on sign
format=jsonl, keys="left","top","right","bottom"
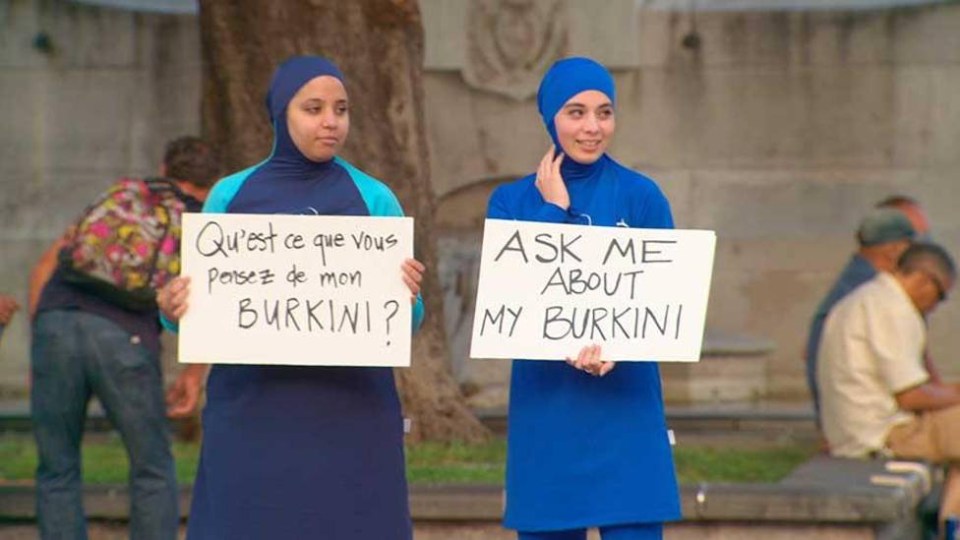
{"left": 383, "top": 300, "right": 400, "bottom": 346}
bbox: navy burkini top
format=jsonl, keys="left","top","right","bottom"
{"left": 186, "top": 57, "right": 423, "bottom": 540}
{"left": 488, "top": 57, "right": 681, "bottom": 532}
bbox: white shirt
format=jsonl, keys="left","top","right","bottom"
{"left": 818, "top": 273, "right": 928, "bottom": 457}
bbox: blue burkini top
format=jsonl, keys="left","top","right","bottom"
{"left": 488, "top": 57, "right": 681, "bottom": 531}
{"left": 185, "top": 56, "right": 422, "bottom": 540}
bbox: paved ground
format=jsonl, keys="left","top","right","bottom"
{"left": 0, "top": 523, "right": 522, "bottom": 539}
{"left": 0, "top": 398, "right": 819, "bottom": 540}
{"left": 0, "top": 523, "right": 185, "bottom": 539}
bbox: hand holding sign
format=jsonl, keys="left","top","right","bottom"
{"left": 400, "top": 258, "right": 425, "bottom": 304}
{"left": 566, "top": 343, "right": 615, "bottom": 376}
{"left": 470, "top": 219, "right": 716, "bottom": 362}
{"left": 158, "top": 276, "right": 191, "bottom": 323}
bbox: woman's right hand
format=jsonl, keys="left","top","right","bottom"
{"left": 535, "top": 145, "right": 570, "bottom": 211}
{"left": 566, "top": 344, "right": 616, "bottom": 377}
{"left": 157, "top": 276, "right": 191, "bottom": 322}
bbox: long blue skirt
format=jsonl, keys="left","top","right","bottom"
{"left": 504, "top": 360, "right": 681, "bottom": 532}
{"left": 186, "top": 365, "right": 411, "bottom": 540}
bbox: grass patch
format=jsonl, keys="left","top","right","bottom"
{"left": 674, "top": 444, "right": 813, "bottom": 484}
{"left": 406, "top": 440, "right": 506, "bottom": 484}
{"left": 0, "top": 434, "right": 200, "bottom": 485}
{"left": 0, "top": 434, "right": 812, "bottom": 486}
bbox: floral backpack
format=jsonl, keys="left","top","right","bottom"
{"left": 58, "top": 177, "right": 189, "bottom": 312}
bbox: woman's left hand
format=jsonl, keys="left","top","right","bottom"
{"left": 401, "top": 258, "right": 425, "bottom": 304}
{"left": 566, "top": 344, "right": 616, "bottom": 377}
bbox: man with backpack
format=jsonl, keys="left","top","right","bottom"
{"left": 27, "top": 136, "right": 219, "bottom": 539}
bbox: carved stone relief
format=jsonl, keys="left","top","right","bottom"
{"left": 463, "top": 0, "right": 569, "bottom": 100}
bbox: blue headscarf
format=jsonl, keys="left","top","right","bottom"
{"left": 265, "top": 56, "right": 345, "bottom": 169}
{"left": 537, "top": 57, "right": 616, "bottom": 148}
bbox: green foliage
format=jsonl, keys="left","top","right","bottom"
{"left": 405, "top": 440, "right": 507, "bottom": 484}
{"left": 673, "top": 444, "right": 813, "bottom": 484}
{"left": 0, "top": 434, "right": 813, "bottom": 486}
{"left": 0, "top": 434, "right": 199, "bottom": 485}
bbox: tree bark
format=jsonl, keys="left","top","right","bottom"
{"left": 199, "top": 0, "right": 490, "bottom": 442}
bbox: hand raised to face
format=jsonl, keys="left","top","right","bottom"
{"left": 535, "top": 145, "right": 570, "bottom": 211}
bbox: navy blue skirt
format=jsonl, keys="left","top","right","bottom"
{"left": 186, "top": 365, "right": 411, "bottom": 540}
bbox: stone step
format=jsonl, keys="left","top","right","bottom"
{"left": 475, "top": 402, "right": 817, "bottom": 436}
{"left": 1, "top": 399, "right": 817, "bottom": 438}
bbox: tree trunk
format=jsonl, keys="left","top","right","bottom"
{"left": 199, "top": 0, "right": 490, "bottom": 442}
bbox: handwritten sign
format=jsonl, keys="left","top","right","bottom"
{"left": 178, "top": 213, "right": 413, "bottom": 367}
{"left": 470, "top": 219, "right": 716, "bottom": 362}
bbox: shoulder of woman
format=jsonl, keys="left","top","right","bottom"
{"left": 333, "top": 157, "right": 403, "bottom": 216}
{"left": 606, "top": 158, "right": 661, "bottom": 189}
{"left": 606, "top": 160, "right": 674, "bottom": 225}
{"left": 493, "top": 173, "right": 538, "bottom": 197}
{"left": 203, "top": 163, "right": 264, "bottom": 213}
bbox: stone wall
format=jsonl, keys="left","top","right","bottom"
{"left": 0, "top": 0, "right": 201, "bottom": 395}
{"left": 423, "top": 2, "right": 960, "bottom": 401}
{"left": 0, "top": 0, "right": 957, "bottom": 401}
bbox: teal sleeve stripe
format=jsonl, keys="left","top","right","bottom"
{"left": 203, "top": 163, "right": 263, "bottom": 214}
{"left": 335, "top": 157, "right": 425, "bottom": 333}
{"left": 412, "top": 295, "right": 424, "bottom": 333}
{"left": 160, "top": 313, "right": 178, "bottom": 333}
{"left": 335, "top": 157, "right": 404, "bottom": 217}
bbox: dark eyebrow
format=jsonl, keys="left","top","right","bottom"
{"left": 562, "top": 101, "right": 613, "bottom": 110}
{"left": 300, "top": 98, "right": 349, "bottom": 106}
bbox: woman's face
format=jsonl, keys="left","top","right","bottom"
{"left": 286, "top": 75, "right": 350, "bottom": 162}
{"left": 553, "top": 90, "right": 615, "bottom": 165}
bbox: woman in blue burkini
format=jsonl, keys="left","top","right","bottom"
{"left": 487, "top": 57, "right": 682, "bottom": 539}
{"left": 158, "top": 56, "right": 425, "bottom": 539}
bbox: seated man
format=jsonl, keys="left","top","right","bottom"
{"left": 818, "top": 242, "right": 959, "bottom": 525}
{"left": 805, "top": 207, "right": 916, "bottom": 425}
{"left": 876, "top": 194, "right": 930, "bottom": 239}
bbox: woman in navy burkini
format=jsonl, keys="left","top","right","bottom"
{"left": 487, "top": 57, "right": 681, "bottom": 539}
{"left": 158, "top": 56, "right": 425, "bottom": 539}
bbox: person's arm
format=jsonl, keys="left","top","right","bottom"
{"left": 28, "top": 234, "right": 68, "bottom": 319}
{"left": 530, "top": 146, "right": 570, "bottom": 223}
{"left": 895, "top": 381, "right": 960, "bottom": 412}
{"left": 0, "top": 295, "right": 20, "bottom": 325}
{"left": 489, "top": 146, "right": 570, "bottom": 224}
{"left": 156, "top": 276, "right": 209, "bottom": 417}
{"left": 166, "top": 363, "right": 209, "bottom": 418}
{"left": 921, "top": 349, "right": 942, "bottom": 384}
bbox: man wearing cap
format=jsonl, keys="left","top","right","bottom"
{"left": 804, "top": 208, "right": 916, "bottom": 427}
{"left": 818, "top": 242, "right": 960, "bottom": 528}
{"left": 876, "top": 194, "right": 931, "bottom": 239}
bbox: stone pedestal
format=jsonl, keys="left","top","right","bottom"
{"left": 660, "top": 331, "right": 774, "bottom": 404}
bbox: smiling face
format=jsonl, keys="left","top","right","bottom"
{"left": 286, "top": 75, "right": 350, "bottom": 162}
{"left": 552, "top": 90, "right": 615, "bottom": 165}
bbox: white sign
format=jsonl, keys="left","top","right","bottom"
{"left": 178, "top": 213, "right": 413, "bottom": 367}
{"left": 470, "top": 219, "right": 716, "bottom": 362}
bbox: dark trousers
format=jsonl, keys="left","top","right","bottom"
{"left": 31, "top": 310, "right": 178, "bottom": 540}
